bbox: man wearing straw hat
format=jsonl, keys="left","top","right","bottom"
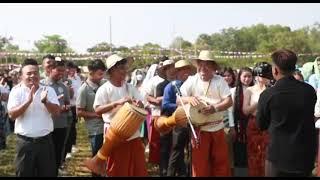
{"left": 85, "top": 54, "right": 147, "bottom": 176}
{"left": 140, "top": 57, "right": 168, "bottom": 168}
{"left": 162, "top": 59, "right": 194, "bottom": 176}
{"left": 179, "top": 50, "right": 233, "bottom": 176}
{"left": 144, "top": 59, "right": 176, "bottom": 176}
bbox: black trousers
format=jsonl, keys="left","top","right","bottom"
{"left": 265, "top": 160, "right": 312, "bottom": 177}
{"left": 62, "top": 124, "right": 71, "bottom": 162}
{"left": 64, "top": 106, "right": 77, "bottom": 156}
{"left": 70, "top": 106, "right": 77, "bottom": 146}
{"left": 167, "top": 126, "right": 189, "bottom": 176}
{"left": 15, "top": 133, "right": 56, "bottom": 177}
{"left": 159, "top": 131, "right": 172, "bottom": 176}
{"left": 52, "top": 128, "right": 67, "bottom": 176}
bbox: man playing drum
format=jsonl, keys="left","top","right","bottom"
{"left": 179, "top": 50, "right": 233, "bottom": 176}
{"left": 144, "top": 59, "right": 176, "bottom": 176}
{"left": 85, "top": 54, "right": 147, "bottom": 176}
{"left": 162, "top": 59, "right": 194, "bottom": 176}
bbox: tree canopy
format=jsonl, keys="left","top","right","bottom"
{"left": 34, "top": 34, "right": 73, "bottom": 53}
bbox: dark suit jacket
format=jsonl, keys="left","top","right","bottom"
{"left": 257, "top": 75, "right": 317, "bottom": 172}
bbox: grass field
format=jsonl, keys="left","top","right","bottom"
{"left": 0, "top": 119, "right": 159, "bottom": 177}
{"left": 1, "top": 120, "right": 316, "bottom": 177}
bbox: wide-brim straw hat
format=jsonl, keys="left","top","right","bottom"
{"left": 106, "top": 54, "right": 133, "bottom": 72}
{"left": 175, "top": 59, "right": 192, "bottom": 69}
{"left": 157, "top": 59, "right": 175, "bottom": 79}
{"left": 191, "top": 50, "right": 216, "bottom": 67}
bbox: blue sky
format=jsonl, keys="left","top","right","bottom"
{"left": 0, "top": 3, "right": 319, "bottom": 53}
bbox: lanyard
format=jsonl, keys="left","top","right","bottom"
{"left": 203, "top": 79, "right": 212, "bottom": 97}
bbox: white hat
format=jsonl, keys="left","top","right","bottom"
{"left": 55, "top": 57, "right": 62, "bottom": 61}
{"left": 191, "top": 50, "right": 216, "bottom": 67}
{"left": 157, "top": 59, "right": 175, "bottom": 79}
{"left": 175, "top": 60, "right": 192, "bottom": 69}
{"left": 106, "top": 54, "right": 133, "bottom": 71}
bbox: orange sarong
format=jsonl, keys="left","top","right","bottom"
{"left": 246, "top": 115, "right": 269, "bottom": 177}
{"left": 105, "top": 138, "right": 148, "bottom": 176}
{"left": 191, "top": 128, "right": 231, "bottom": 177}
{"left": 148, "top": 116, "right": 161, "bottom": 164}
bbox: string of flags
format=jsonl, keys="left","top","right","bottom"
{"left": 0, "top": 49, "right": 318, "bottom": 61}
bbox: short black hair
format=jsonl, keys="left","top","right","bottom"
{"left": 20, "top": 58, "right": 39, "bottom": 74}
{"left": 66, "top": 61, "right": 77, "bottom": 69}
{"left": 42, "top": 54, "right": 55, "bottom": 61}
{"left": 88, "top": 59, "right": 106, "bottom": 72}
{"left": 52, "top": 59, "right": 66, "bottom": 68}
{"left": 22, "top": 58, "right": 38, "bottom": 67}
{"left": 76, "top": 67, "right": 81, "bottom": 73}
{"left": 271, "top": 49, "right": 297, "bottom": 74}
{"left": 159, "top": 56, "right": 169, "bottom": 62}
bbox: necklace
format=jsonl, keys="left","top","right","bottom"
{"left": 203, "top": 79, "right": 212, "bottom": 97}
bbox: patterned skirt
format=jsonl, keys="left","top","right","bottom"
{"left": 246, "top": 116, "right": 269, "bottom": 176}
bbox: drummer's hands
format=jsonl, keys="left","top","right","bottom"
{"left": 155, "top": 97, "right": 163, "bottom": 104}
{"left": 132, "top": 99, "right": 144, "bottom": 108}
{"left": 200, "top": 104, "right": 216, "bottom": 115}
{"left": 116, "top": 96, "right": 132, "bottom": 105}
{"left": 188, "top": 96, "right": 201, "bottom": 106}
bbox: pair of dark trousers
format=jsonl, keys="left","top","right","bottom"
{"left": 64, "top": 107, "right": 77, "bottom": 156}
{"left": 0, "top": 116, "right": 6, "bottom": 149}
{"left": 265, "top": 160, "right": 312, "bottom": 177}
{"left": 159, "top": 131, "right": 172, "bottom": 176}
{"left": 70, "top": 106, "right": 77, "bottom": 146}
{"left": 52, "top": 128, "right": 67, "bottom": 176}
{"left": 62, "top": 124, "right": 72, "bottom": 162}
{"left": 15, "top": 133, "right": 56, "bottom": 177}
{"left": 89, "top": 133, "right": 104, "bottom": 177}
{"left": 167, "top": 126, "right": 189, "bottom": 176}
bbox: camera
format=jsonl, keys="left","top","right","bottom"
{"left": 253, "top": 62, "right": 275, "bottom": 87}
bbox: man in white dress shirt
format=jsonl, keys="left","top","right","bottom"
{"left": 7, "top": 59, "right": 60, "bottom": 177}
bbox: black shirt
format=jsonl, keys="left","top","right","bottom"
{"left": 155, "top": 79, "right": 170, "bottom": 116}
{"left": 257, "top": 75, "right": 317, "bottom": 172}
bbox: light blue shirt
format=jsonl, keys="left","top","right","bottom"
{"left": 307, "top": 74, "right": 319, "bottom": 90}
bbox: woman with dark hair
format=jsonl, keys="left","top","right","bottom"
{"left": 293, "top": 70, "right": 304, "bottom": 82}
{"left": 223, "top": 67, "right": 236, "bottom": 88}
{"left": 243, "top": 62, "right": 272, "bottom": 176}
{"left": 222, "top": 67, "right": 237, "bottom": 175}
{"left": 229, "top": 67, "right": 254, "bottom": 176}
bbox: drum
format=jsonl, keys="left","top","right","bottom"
{"left": 186, "top": 100, "right": 224, "bottom": 126}
{"left": 97, "top": 102, "right": 147, "bottom": 160}
{"left": 154, "top": 106, "right": 188, "bottom": 134}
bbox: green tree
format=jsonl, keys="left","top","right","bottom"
{"left": 114, "top": 45, "right": 130, "bottom": 52}
{"left": 170, "top": 36, "right": 192, "bottom": 49}
{"left": 195, "top": 33, "right": 212, "bottom": 50}
{"left": 0, "top": 36, "right": 19, "bottom": 51}
{"left": 87, "top": 42, "right": 112, "bottom": 52}
{"left": 34, "top": 34, "right": 73, "bottom": 53}
{"left": 306, "top": 22, "right": 320, "bottom": 53}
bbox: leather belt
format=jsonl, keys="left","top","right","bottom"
{"left": 17, "top": 133, "right": 51, "bottom": 143}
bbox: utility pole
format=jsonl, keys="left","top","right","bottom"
{"left": 109, "top": 16, "right": 112, "bottom": 53}
{"left": 171, "top": 24, "right": 175, "bottom": 57}
{"left": 5, "top": 26, "right": 8, "bottom": 66}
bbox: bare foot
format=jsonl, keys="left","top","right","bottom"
{"left": 83, "top": 156, "right": 106, "bottom": 176}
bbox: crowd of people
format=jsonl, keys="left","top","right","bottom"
{"left": 0, "top": 49, "right": 319, "bottom": 177}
